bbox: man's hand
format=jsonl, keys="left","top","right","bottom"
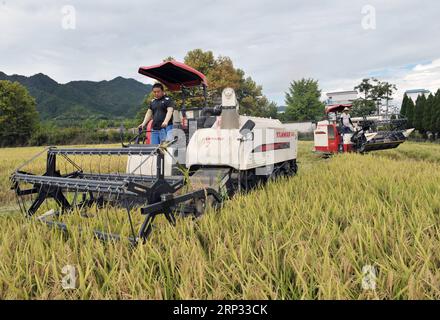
{"left": 161, "top": 122, "right": 168, "bottom": 128}
{"left": 181, "top": 116, "right": 187, "bottom": 129}
{"left": 138, "top": 124, "right": 144, "bottom": 129}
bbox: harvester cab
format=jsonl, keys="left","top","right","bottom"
{"left": 313, "top": 103, "right": 414, "bottom": 155}
{"left": 10, "top": 61, "right": 299, "bottom": 244}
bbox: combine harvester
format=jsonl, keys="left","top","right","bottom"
{"left": 313, "top": 101, "right": 414, "bottom": 155}
{"left": 10, "top": 61, "right": 298, "bottom": 244}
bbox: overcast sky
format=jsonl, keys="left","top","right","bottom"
{"left": 1, "top": 0, "right": 440, "bottom": 106}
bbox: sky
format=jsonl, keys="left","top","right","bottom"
{"left": 1, "top": 0, "right": 440, "bottom": 106}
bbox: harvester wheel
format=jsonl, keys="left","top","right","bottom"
{"left": 287, "top": 160, "right": 298, "bottom": 176}
{"left": 194, "top": 194, "right": 220, "bottom": 218}
{"left": 194, "top": 197, "right": 205, "bottom": 217}
{"left": 267, "top": 164, "right": 284, "bottom": 181}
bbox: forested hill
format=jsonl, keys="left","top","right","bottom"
{"left": 0, "top": 71, "right": 152, "bottom": 122}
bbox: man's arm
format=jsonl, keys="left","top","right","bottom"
{"left": 161, "top": 107, "right": 173, "bottom": 127}
{"left": 161, "top": 98, "right": 174, "bottom": 127}
{"left": 139, "top": 109, "right": 153, "bottom": 128}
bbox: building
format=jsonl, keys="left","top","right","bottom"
{"left": 283, "top": 121, "right": 316, "bottom": 133}
{"left": 404, "top": 89, "right": 431, "bottom": 102}
{"left": 277, "top": 106, "right": 287, "bottom": 114}
{"left": 325, "top": 90, "right": 358, "bottom": 106}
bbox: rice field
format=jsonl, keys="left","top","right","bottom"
{"left": 0, "top": 141, "right": 440, "bottom": 299}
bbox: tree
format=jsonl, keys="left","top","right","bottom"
{"left": 406, "top": 97, "right": 415, "bottom": 128}
{"left": 355, "top": 78, "right": 375, "bottom": 100}
{"left": 352, "top": 78, "right": 378, "bottom": 117}
{"left": 352, "top": 78, "right": 397, "bottom": 117}
{"left": 183, "top": 49, "right": 216, "bottom": 76}
{"left": 423, "top": 94, "right": 435, "bottom": 132}
{"left": 434, "top": 89, "right": 440, "bottom": 134}
{"left": 378, "top": 81, "right": 397, "bottom": 117}
{"left": 236, "top": 75, "right": 276, "bottom": 117}
{"left": 262, "top": 101, "right": 279, "bottom": 119}
{"left": 201, "top": 55, "right": 242, "bottom": 92}
{"left": 370, "top": 78, "right": 385, "bottom": 115}
{"left": 400, "top": 93, "right": 415, "bottom": 129}
{"left": 400, "top": 93, "right": 409, "bottom": 118}
{"left": 351, "top": 98, "right": 376, "bottom": 117}
{"left": 163, "top": 56, "right": 176, "bottom": 63}
{"left": 284, "top": 79, "right": 324, "bottom": 121}
{"left": 0, "top": 80, "right": 39, "bottom": 146}
{"left": 185, "top": 50, "right": 279, "bottom": 117}
{"left": 140, "top": 49, "right": 278, "bottom": 118}
{"left": 414, "top": 94, "right": 426, "bottom": 132}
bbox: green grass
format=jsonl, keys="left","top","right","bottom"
{"left": 0, "top": 141, "right": 440, "bottom": 299}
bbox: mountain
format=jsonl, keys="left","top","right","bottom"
{"left": 0, "top": 71, "right": 152, "bottom": 122}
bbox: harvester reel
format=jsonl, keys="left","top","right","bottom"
{"left": 10, "top": 144, "right": 225, "bottom": 244}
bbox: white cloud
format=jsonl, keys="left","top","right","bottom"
{"left": 396, "top": 59, "right": 440, "bottom": 97}
{"left": 1, "top": 0, "right": 439, "bottom": 106}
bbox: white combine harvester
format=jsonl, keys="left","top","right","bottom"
{"left": 11, "top": 61, "right": 298, "bottom": 244}
{"left": 129, "top": 83, "right": 298, "bottom": 195}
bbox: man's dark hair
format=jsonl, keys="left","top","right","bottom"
{"left": 152, "top": 83, "right": 164, "bottom": 91}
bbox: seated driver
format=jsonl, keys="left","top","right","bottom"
{"left": 138, "top": 83, "right": 174, "bottom": 144}
{"left": 340, "top": 107, "right": 354, "bottom": 134}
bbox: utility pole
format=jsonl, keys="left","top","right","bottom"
{"left": 386, "top": 94, "right": 389, "bottom": 120}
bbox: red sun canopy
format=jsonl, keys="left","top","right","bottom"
{"left": 138, "top": 61, "right": 208, "bottom": 91}
{"left": 325, "top": 104, "right": 353, "bottom": 114}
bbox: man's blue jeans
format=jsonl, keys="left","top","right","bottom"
{"left": 342, "top": 126, "right": 353, "bottom": 134}
{"left": 151, "top": 125, "right": 173, "bottom": 144}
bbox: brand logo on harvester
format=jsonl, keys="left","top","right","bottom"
{"left": 201, "top": 136, "right": 224, "bottom": 146}
{"left": 202, "top": 137, "right": 224, "bottom": 142}
{"left": 276, "top": 132, "right": 295, "bottom": 138}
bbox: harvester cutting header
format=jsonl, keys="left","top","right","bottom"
{"left": 10, "top": 61, "right": 298, "bottom": 244}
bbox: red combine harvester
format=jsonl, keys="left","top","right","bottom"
{"left": 313, "top": 102, "right": 414, "bottom": 155}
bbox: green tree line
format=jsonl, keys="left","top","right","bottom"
{"left": 281, "top": 78, "right": 399, "bottom": 122}
{"left": 0, "top": 80, "right": 139, "bottom": 147}
{"left": 136, "top": 49, "right": 279, "bottom": 123}
{"left": 1, "top": 48, "right": 281, "bottom": 147}
{"left": 400, "top": 89, "right": 440, "bottom": 135}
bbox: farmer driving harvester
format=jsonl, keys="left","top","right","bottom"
{"left": 138, "top": 83, "right": 174, "bottom": 144}
{"left": 340, "top": 107, "right": 354, "bottom": 133}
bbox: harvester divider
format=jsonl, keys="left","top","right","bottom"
{"left": 38, "top": 213, "right": 138, "bottom": 246}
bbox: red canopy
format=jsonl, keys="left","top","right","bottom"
{"left": 138, "top": 61, "right": 208, "bottom": 91}
{"left": 325, "top": 104, "right": 352, "bottom": 114}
